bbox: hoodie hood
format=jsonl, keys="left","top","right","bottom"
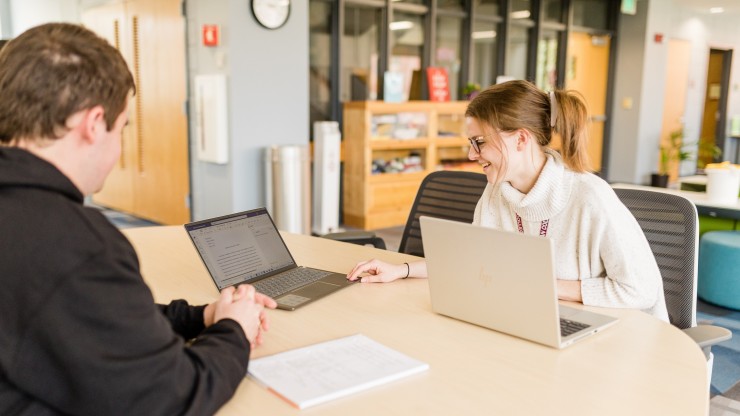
{"left": 0, "top": 147, "right": 83, "bottom": 203}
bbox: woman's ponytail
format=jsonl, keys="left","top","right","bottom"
{"left": 466, "top": 80, "right": 592, "bottom": 173}
{"left": 551, "top": 90, "right": 590, "bottom": 172}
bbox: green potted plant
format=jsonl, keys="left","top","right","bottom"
{"left": 651, "top": 129, "right": 690, "bottom": 187}
{"left": 696, "top": 139, "right": 723, "bottom": 170}
{"left": 651, "top": 128, "right": 722, "bottom": 187}
{"left": 462, "top": 82, "right": 481, "bottom": 100}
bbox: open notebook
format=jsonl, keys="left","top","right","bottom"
{"left": 247, "top": 334, "right": 429, "bottom": 409}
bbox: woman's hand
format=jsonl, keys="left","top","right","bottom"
{"left": 347, "top": 259, "right": 408, "bottom": 283}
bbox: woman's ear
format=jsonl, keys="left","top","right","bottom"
{"left": 515, "top": 129, "right": 530, "bottom": 151}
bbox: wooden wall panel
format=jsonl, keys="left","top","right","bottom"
{"left": 84, "top": 0, "right": 190, "bottom": 225}
{"left": 83, "top": 3, "right": 136, "bottom": 213}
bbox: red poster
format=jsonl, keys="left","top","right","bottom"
{"left": 426, "top": 67, "right": 450, "bottom": 102}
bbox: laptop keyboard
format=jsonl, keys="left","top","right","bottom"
{"left": 252, "top": 267, "right": 333, "bottom": 298}
{"left": 560, "top": 318, "right": 589, "bottom": 337}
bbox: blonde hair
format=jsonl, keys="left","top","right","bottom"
{"left": 465, "top": 80, "right": 590, "bottom": 173}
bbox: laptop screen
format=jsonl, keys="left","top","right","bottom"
{"left": 185, "top": 208, "right": 296, "bottom": 289}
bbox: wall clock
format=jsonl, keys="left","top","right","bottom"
{"left": 251, "top": 0, "right": 291, "bottom": 30}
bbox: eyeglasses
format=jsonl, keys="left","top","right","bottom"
{"left": 468, "top": 135, "right": 486, "bottom": 154}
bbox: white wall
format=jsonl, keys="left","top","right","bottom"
{"left": 672, "top": 8, "right": 740, "bottom": 166}
{"left": 634, "top": 0, "right": 672, "bottom": 184}
{"left": 609, "top": 0, "right": 740, "bottom": 183}
{"left": 0, "top": 0, "right": 9, "bottom": 38}
{"left": 608, "top": 0, "right": 651, "bottom": 183}
{"left": 186, "top": 0, "right": 309, "bottom": 220}
{"left": 7, "top": 0, "right": 79, "bottom": 36}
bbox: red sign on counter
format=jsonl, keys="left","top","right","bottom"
{"left": 426, "top": 67, "right": 450, "bottom": 102}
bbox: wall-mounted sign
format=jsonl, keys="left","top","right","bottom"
{"left": 709, "top": 83, "right": 721, "bottom": 100}
{"left": 621, "top": 0, "right": 637, "bottom": 15}
{"left": 202, "top": 24, "right": 219, "bottom": 47}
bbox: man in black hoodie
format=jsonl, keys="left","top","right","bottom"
{"left": 0, "top": 23, "right": 276, "bottom": 415}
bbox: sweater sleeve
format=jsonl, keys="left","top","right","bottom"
{"left": 579, "top": 194, "right": 665, "bottom": 316}
{"left": 9, "top": 252, "right": 250, "bottom": 416}
{"left": 157, "top": 300, "right": 207, "bottom": 340}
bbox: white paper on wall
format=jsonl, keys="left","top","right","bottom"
{"left": 194, "top": 74, "right": 229, "bottom": 164}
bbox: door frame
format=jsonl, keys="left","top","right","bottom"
{"left": 713, "top": 48, "right": 733, "bottom": 161}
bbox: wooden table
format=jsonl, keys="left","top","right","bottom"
{"left": 123, "top": 226, "right": 709, "bottom": 416}
{"left": 613, "top": 182, "right": 740, "bottom": 221}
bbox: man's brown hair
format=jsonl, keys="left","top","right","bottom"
{"left": 0, "top": 23, "right": 135, "bottom": 144}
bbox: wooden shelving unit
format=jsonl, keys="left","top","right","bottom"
{"left": 342, "top": 101, "right": 474, "bottom": 230}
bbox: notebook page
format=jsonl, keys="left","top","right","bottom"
{"left": 247, "top": 334, "right": 429, "bottom": 409}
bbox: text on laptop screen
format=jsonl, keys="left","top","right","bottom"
{"left": 185, "top": 209, "right": 295, "bottom": 289}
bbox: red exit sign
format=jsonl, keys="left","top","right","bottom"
{"left": 202, "top": 24, "right": 219, "bottom": 47}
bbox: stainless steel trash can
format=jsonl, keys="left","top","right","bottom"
{"left": 264, "top": 145, "right": 311, "bottom": 234}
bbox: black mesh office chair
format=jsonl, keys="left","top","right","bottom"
{"left": 323, "top": 170, "right": 488, "bottom": 256}
{"left": 398, "top": 170, "right": 488, "bottom": 256}
{"left": 320, "top": 230, "right": 387, "bottom": 250}
{"left": 613, "top": 187, "right": 731, "bottom": 379}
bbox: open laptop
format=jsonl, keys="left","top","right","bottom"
{"left": 420, "top": 216, "right": 618, "bottom": 349}
{"left": 184, "top": 208, "right": 354, "bottom": 310}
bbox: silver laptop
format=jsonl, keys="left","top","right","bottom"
{"left": 185, "top": 208, "right": 354, "bottom": 310}
{"left": 420, "top": 216, "right": 618, "bottom": 349}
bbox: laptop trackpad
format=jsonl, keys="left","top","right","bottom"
{"left": 291, "top": 281, "right": 339, "bottom": 298}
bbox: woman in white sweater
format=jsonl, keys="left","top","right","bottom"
{"left": 347, "top": 80, "right": 669, "bottom": 321}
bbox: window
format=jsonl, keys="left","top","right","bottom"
{"left": 310, "top": 0, "right": 619, "bottom": 175}
{"left": 438, "top": 0, "right": 465, "bottom": 12}
{"left": 342, "top": 5, "right": 383, "bottom": 101}
{"left": 506, "top": 24, "right": 530, "bottom": 80}
{"left": 536, "top": 29, "right": 559, "bottom": 91}
{"left": 511, "top": 0, "right": 532, "bottom": 19}
{"left": 471, "top": 19, "right": 499, "bottom": 88}
{"left": 474, "top": 0, "right": 501, "bottom": 16}
{"left": 573, "top": 0, "right": 608, "bottom": 30}
{"left": 390, "top": 12, "right": 425, "bottom": 101}
{"left": 436, "top": 16, "right": 463, "bottom": 99}
{"left": 309, "top": 1, "right": 333, "bottom": 128}
{"left": 542, "top": 0, "right": 563, "bottom": 23}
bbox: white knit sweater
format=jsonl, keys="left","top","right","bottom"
{"left": 473, "top": 150, "right": 669, "bottom": 321}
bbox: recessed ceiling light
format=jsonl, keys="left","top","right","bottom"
{"left": 710, "top": 7, "right": 724, "bottom": 13}
{"left": 472, "top": 30, "right": 497, "bottom": 39}
{"left": 389, "top": 21, "right": 414, "bottom": 31}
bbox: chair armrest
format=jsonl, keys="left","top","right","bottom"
{"left": 321, "top": 231, "right": 387, "bottom": 250}
{"left": 682, "top": 324, "right": 732, "bottom": 349}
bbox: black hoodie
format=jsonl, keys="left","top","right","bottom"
{"left": 0, "top": 148, "right": 249, "bottom": 415}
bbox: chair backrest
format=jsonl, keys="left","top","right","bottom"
{"left": 399, "top": 170, "right": 488, "bottom": 257}
{"left": 613, "top": 187, "right": 699, "bottom": 329}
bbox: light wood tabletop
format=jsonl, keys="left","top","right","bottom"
{"left": 123, "top": 226, "right": 709, "bottom": 416}
{"left": 612, "top": 182, "right": 740, "bottom": 220}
